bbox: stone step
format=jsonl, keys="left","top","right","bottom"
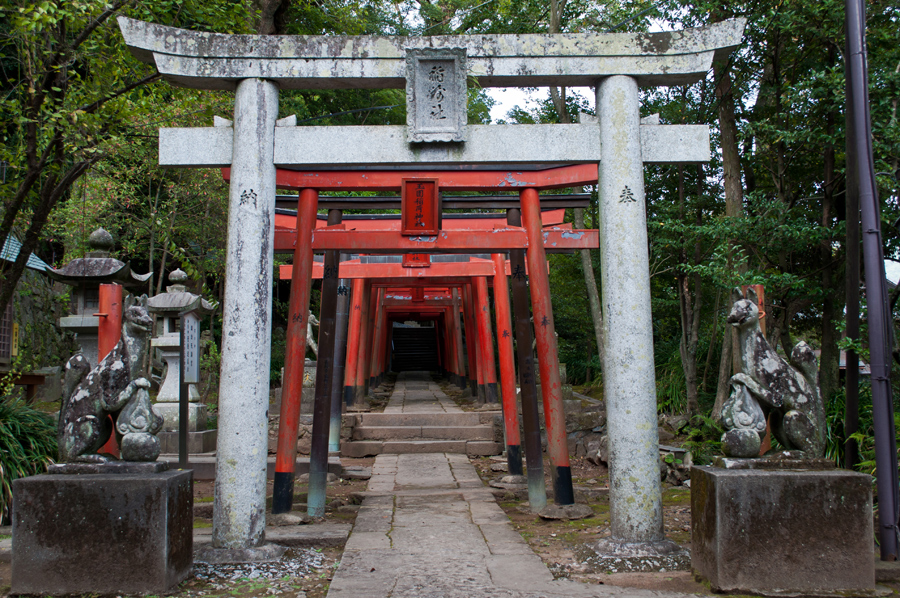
{"left": 357, "top": 412, "right": 485, "bottom": 427}
{"left": 341, "top": 439, "right": 502, "bottom": 458}
{"left": 158, "top": 454, "right": 342, "bottom": 481}
{"left": 352, "top": 425, "right": 494, "bottom": 441}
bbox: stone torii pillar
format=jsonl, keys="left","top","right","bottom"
{"left": 593, "top": 76, "right": 672, "bottom": 555}
{"left": 211, "top": 78, "right": 280, "bottom": 556}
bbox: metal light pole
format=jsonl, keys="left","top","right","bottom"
{"left": 845, "top": 0, "right": 899, "bottom": 561}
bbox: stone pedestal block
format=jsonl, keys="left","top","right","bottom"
{"left": 159, "top": 428, "right": 218, "bottom": 453}
{"left": 691, "top": 466, "right": 874, "bottom": 596}
{"left": 12, "top": 469, "right": 193, "bottom": 595}
{"left": 154, "top": 401, "right": 208, "bottom": 432}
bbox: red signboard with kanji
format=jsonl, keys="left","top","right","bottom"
{"left": 402, "top": 253, "right": 431, "bottom": 268}
{"left": 401, "top": 178, "right": 440, "bottom": 235}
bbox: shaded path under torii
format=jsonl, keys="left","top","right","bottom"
{"left": 328, "top": 375, "right": 687, "bottom": 598}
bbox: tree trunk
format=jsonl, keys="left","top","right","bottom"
{"left": 256, "top": 0, "right": 291, "bottom": 34}
{"left": 701, "top": 289, "right": 721, "bottom": 392}
{"left": 819, "top": 97, "right": 841, "bottom": 403}
{"left": 574, "top": 207, "right": 605, "bottom": 371}
{"left": 711, "top": 45, "right": 745, "bottom": 422}
{"left": 675, "top": 165, "right": 702, "bottom": 416}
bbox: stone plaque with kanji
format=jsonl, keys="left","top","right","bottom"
{"left": 406, "top": 47, "right": 467, "bottom": 143}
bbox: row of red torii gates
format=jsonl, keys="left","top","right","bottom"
{"left": 255, "top": 164, "right": 600, "bottom": 515}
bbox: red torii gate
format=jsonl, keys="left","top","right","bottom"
{"left": 278, "top": 250, "right": 542, "bottom": 473}
{"left": 248, "top": 164, "right": 599, "bottom": 516}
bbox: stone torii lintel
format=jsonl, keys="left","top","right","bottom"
{"left": 119, "top": 17, "right": 745, "bottom": 90}
{"left": 158, "top": 122, "right": 711, "bottom": 168}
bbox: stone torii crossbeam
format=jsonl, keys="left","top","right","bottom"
{"left": 118, "top": 16, "right": 745, "bottom": 559}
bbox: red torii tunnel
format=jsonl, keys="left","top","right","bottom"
{"left": 252, "top": 165, "right": 600, "bottom": 516}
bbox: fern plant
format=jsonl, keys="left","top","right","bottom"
{"left": 681, "top": 413, "right": 724, "bottom": 465}
{"left": 0, "top": 395, "right": 57, "bottom": 523}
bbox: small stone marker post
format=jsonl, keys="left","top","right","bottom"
{"left": 180, "top": 309, "right": 201, "bottom": 468}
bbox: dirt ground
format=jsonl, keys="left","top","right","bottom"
{"left": 467, "top": 454, "right": 717, "bottom": 594}
{"left": 0, "top": 460, "right": 373, "bottom": 598}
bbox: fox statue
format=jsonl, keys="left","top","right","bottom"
{"left": 721, "top": 287, "right": 826, "bottom": 459}
{"left": 58, "top": 295, "right": 163, "bottom": 462}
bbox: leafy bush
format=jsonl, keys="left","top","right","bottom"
{"left": 0, "top": 395, "right": 57, "bottom": 523}
{"left": 681, "top": 413, "right": 724, "bottom": 465}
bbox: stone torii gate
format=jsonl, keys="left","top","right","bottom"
{"left": 118, "top": 17, "right": 744, "bottom": 559}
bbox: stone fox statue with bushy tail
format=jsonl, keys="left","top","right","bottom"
{"left": 720, "top": 287, "right": 826, "bottom": 459}
{"left": 58, "top": 295, "right": 158, "bottom": 462}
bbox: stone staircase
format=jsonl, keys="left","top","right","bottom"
{"left": 390, "top": 327, "right": 439, "bottom": 372}
{"left": 341, "top": 411, "right": 502, "bottom": 457}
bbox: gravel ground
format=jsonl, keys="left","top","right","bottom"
{"left": 174, "top": 547, "right": 339, "bottom": 598}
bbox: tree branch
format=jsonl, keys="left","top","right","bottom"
{"left": 78, "top": 72, "right": 161, "bottom": 114}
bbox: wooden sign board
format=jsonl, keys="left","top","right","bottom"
{"left": 401, "top": 178, "right": 440, "bottom": 236}
{"left": 402, "top": 253, "right": 431, "bottom": 268}
{"left": 181, "top": 310, "right": 201, "bottom": 384}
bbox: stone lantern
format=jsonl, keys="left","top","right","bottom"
{"left": 46, "top": 228, "right": 150, "bottom": 367}
{"left": 146, "top": 269, "right": 216, "bottom": 444}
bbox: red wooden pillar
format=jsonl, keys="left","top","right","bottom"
{"left": 343, "top": 279, "right": 363, "bottom": 407}
{"left": 452, "top": 287, "right": 467, "bottom": 390}
{"left": 368, "top": 289, "right": 385, "bottom": 390}
{"left": 273, "top": 188, "right": 318, "bottom": 513}
{"left": 463, "top": 284, "right": 482, "bottom": 400}
{"left": 376, "top": 303, "right": 389, "bottom": 384}
{"left": 444, "top": 306, "right": 459, "bottom": 385}
{"left": 492, "top": 254, "right": 523, "bottom": 476}
{"left": 434, "top": 316, "right": 443, "bottom": 375}
{"left": 384, "top": 317, "right": 395, "bottom": 376}
{"left": 441, "top": 310, "right": 452, "bottom": 378}
{"left": 352, "top": 281, "right": 371, "bottom": 407}
{"left": 450, "top": 304, "right": 461, "bottom": 384}
{"left": 97, "top": 283, "right": 123, "bottom": 457}
{"left": 521, "top": 188, "right": 574, "bottom": 505}
{"left": 474, "top": 276, "right": 499, "bottom": 403}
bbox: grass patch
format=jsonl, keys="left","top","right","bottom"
{"left": 193, "top": 520, "right": 213, "bottom": 528}
{"left": 0, "top": 533, "right": 11, "bottom": 540}
{"left": 663, "top": 487, "right": 692, "bottom": 505}
{"left": 1, "top": 395, "right": 58, "bottom": 522}
{"left": 196, "top": 496, "right": 215, "bottom": 503}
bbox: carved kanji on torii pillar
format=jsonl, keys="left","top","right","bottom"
{"left": 119, "top": 15, "right": 746, "bottom": 559}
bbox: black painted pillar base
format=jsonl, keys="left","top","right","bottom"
{"left": 272, "top": 471, "right": 294, "bottom": 514}
{"left": 552, "top": 465, "right": 575, "bottom": 505}
{"left": 507, "top": 444, "right": 524, "bottom": 476}
{"left": 343, "top": 385, "right": 355, "bottom": 408}
{"left": 485, "top": 382, "right": 500, "bottom": 404}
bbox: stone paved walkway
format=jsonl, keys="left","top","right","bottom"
{"left": 383, "top": 372, "right": 459, "bottom": 413}
{"left": 327, "top": 373, "right": 687, "bottom": 598}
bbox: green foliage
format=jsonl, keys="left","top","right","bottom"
{"left": 681, "top": 413, "right": 724, "bottom": 465}
{"left": 656, "top": 340, "right": 687, "bottom": 415}
{"left": 0, "top": 395, "right": 57, "bottom": 523}
{"left": 201, "top": 337, "right": 221, "bottom": 404}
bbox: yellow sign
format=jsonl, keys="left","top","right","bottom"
{"left": 11, "top": 323, "right": 18, "bottom": 357}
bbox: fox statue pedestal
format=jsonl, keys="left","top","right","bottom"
{"left": 691, "top": 461, "right": 875, "bottom": 596}
{"left": 13, "top": 295, "right": 192, "bottom": 596}
{"left": 11, "top": 463, "right": 193, "bottom": 595}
